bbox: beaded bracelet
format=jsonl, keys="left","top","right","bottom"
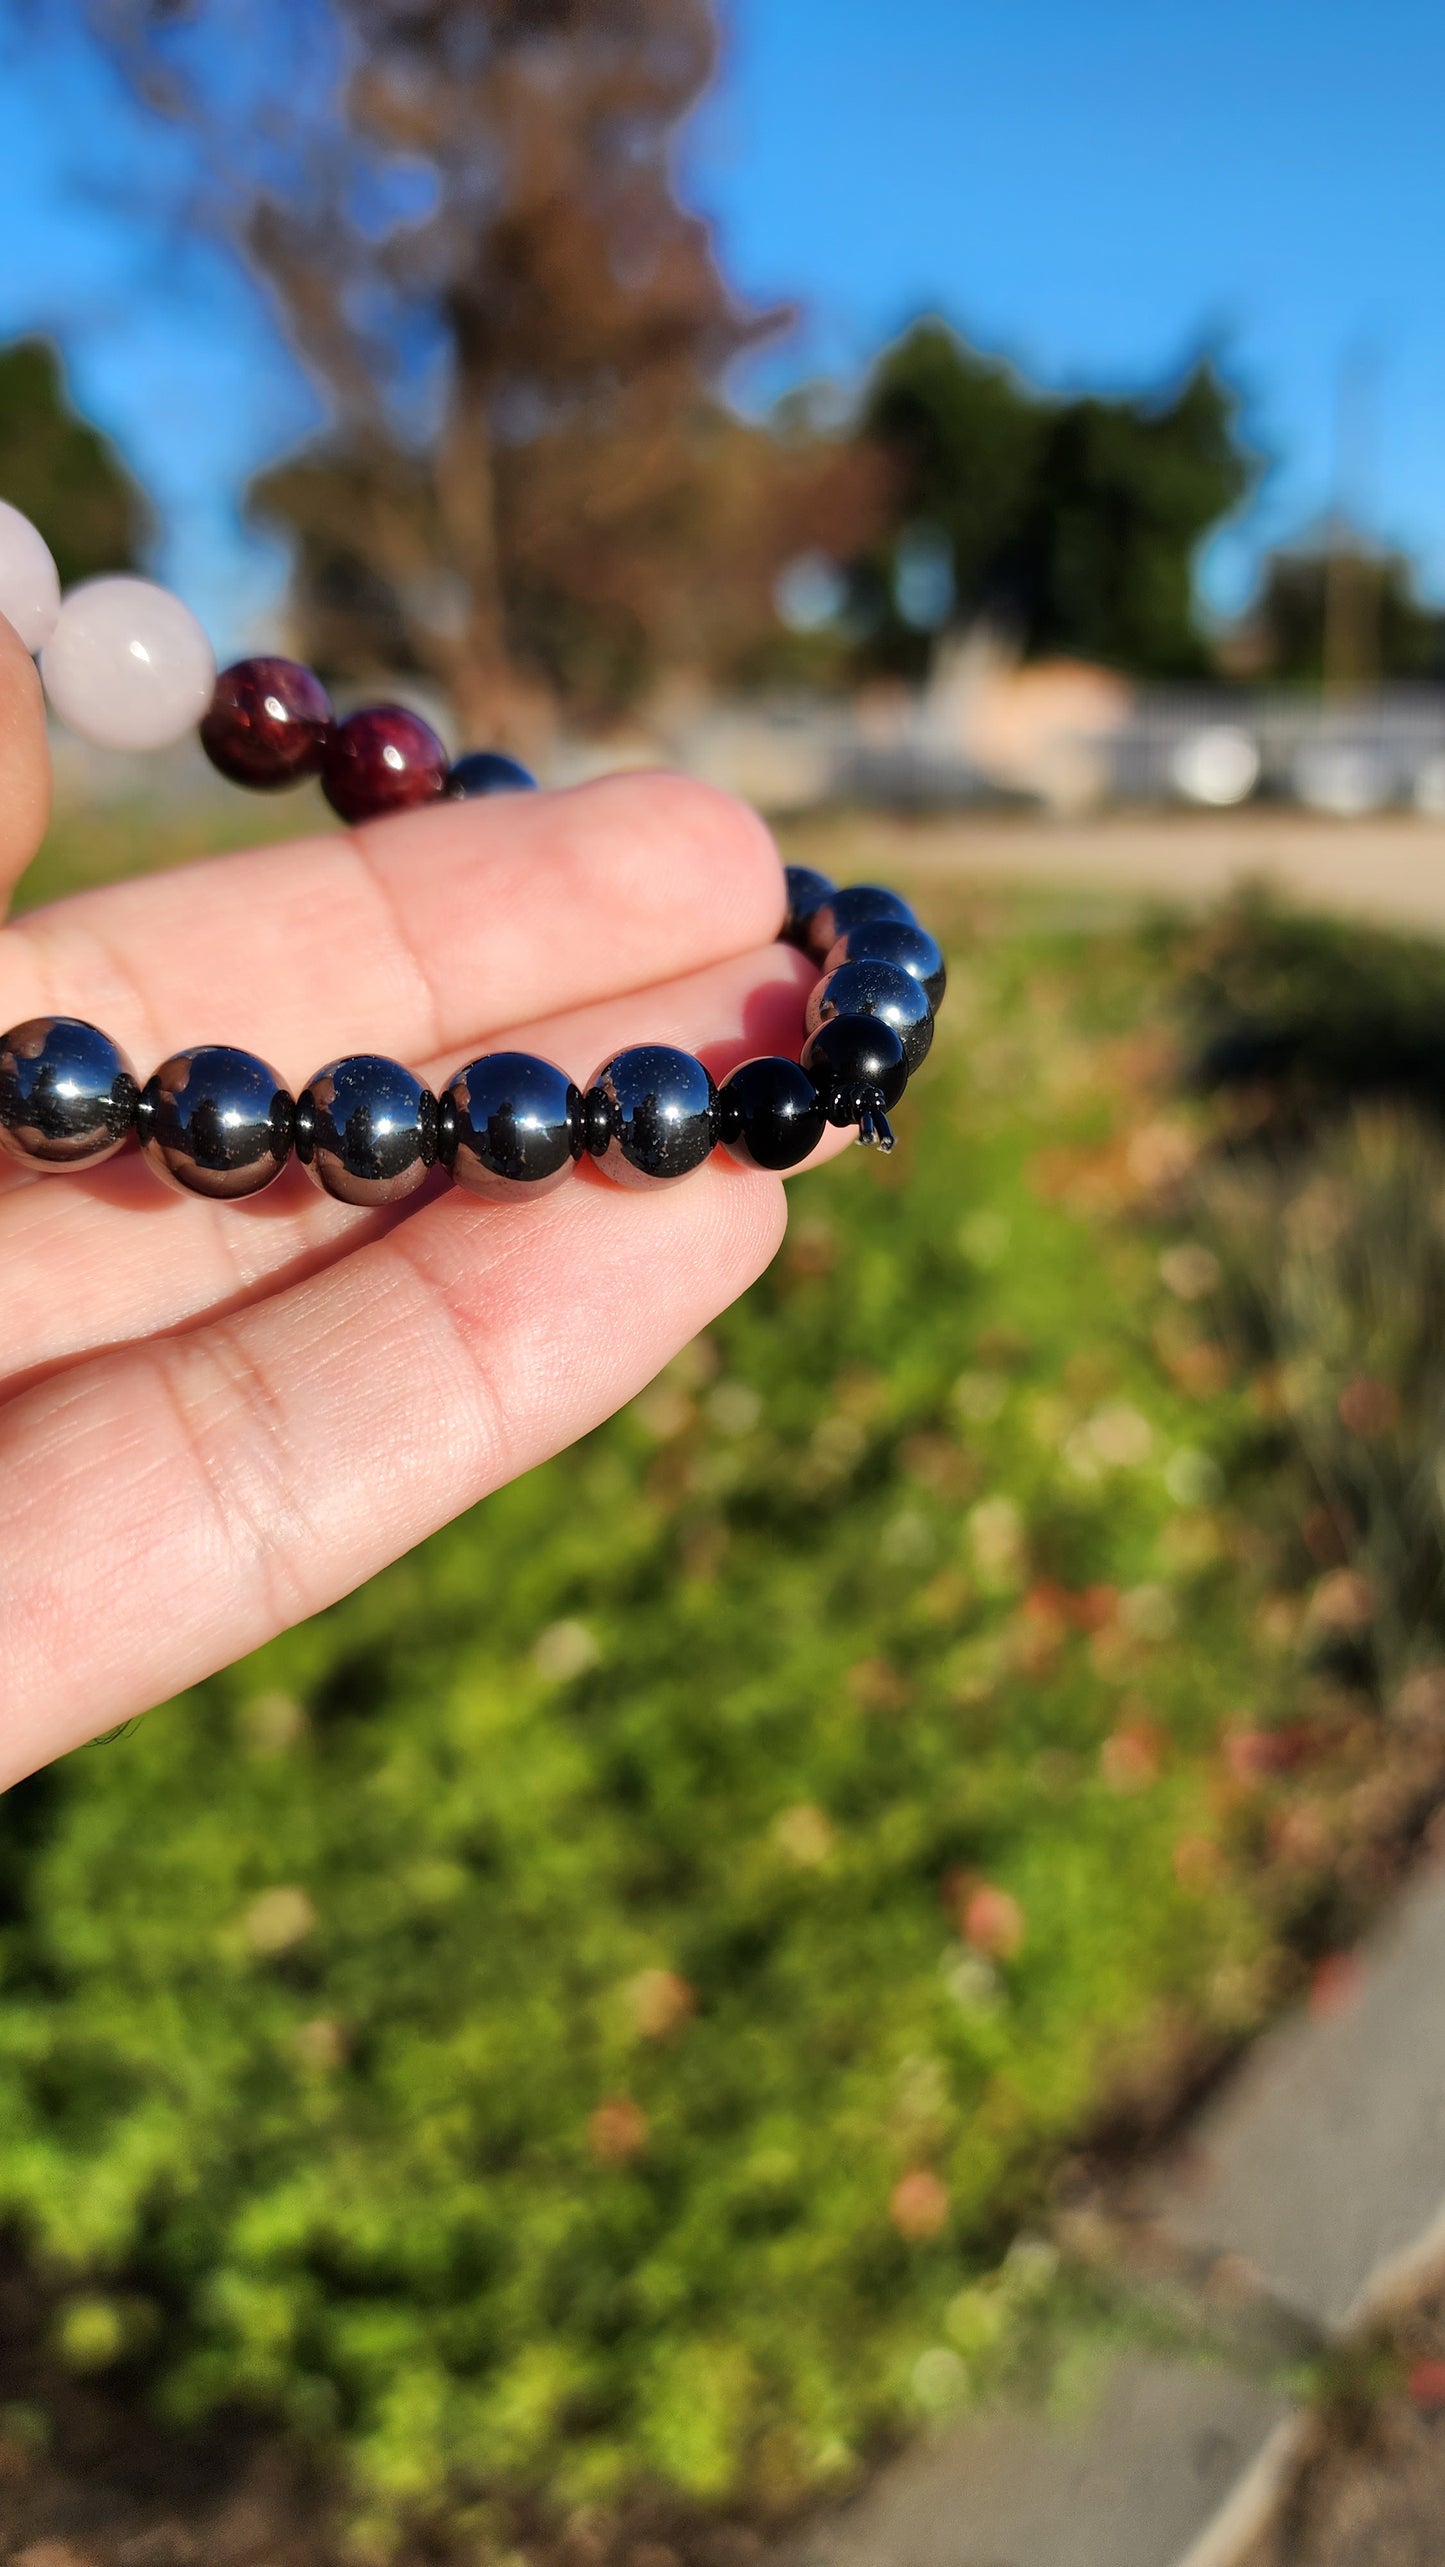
{"left": 0, "top": 502, "right": 945, "bottom": 1205}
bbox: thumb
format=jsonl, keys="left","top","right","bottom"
{"left": 0, "top": 613, "right": 51, "bottom": 921}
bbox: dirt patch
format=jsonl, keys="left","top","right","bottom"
{"left": 1237, "top": 2284, "right": 1445, "bottom": 2567}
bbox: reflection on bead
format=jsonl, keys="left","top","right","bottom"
{"left": 0, "top": 1016, "right": 137, "bottom": 1170}
{"left": 138, "top": 1045, "right": 294, "bottom": 1199}
{"left": 0, "top": 501, "right": 60, "bottom": 654}
{"left": 806, "top": 957, "right": 934, "bottom": 1071}
{"left": 803, "top": 882, "right": 915, "bottom": 962}
{"left": 824, "top": 917, "right": 946, "bottom": 1013}
{"left": 781, "top": 863, "right": 835, "bottom": 950}
{"left": 801, "top": 1012, "right": 908, "bottom": 1110}
{"left": 585, "top": 1044, "right": 718, "bottom": 1188}
{"left": 441, "top": 1050, "right": 581, "bottom": 1201}
{"left": 800, "top": 1013, "right": 908, "bottom": 1150}
{"left": 583, "top": 1086, "right": 614, "bottom": 1157}
{"left": 717, "top": 1056, "right": 827, "bottom": 1171}
{"left": 445, "top": 750, "right": 539, "bottom": 799}
{"left": 201, "top": 658, "right": 333, "bottom": 789}
{"left": 321, "top": 705, "right": 449, "bottom": 825}
{"left": 40, "top": 577, "right": 216, "bottom": 751}
{"left": 295, "top": 1055, "right": 438, "bottom": 1206}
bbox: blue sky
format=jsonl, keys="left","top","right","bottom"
{"left": 3, "top": 0, "right": 1445, "bottom": 651}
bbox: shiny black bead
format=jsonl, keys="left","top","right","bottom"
{"left": 803, "top": 882, "right": 916, "bottom": 962}
{"left": 585, "top": 1044, "right": 718, "bottom": 1189}
{"left": 445, "top": 750, "right": 539, "bottom": 799}
{"left": 295, "top": 1054, "right": 438, "bottom": 1206}
{"left": 137, "top": 1046, "right": 294, "bottom": 1200}
{"left": 824, "top": 917, "right": 946, "bottom": 1013}
{"left": 800, "top": 1014, "right": 908, "bottom": 1151}
{"left": 441, "top": 1051, "right": 582, "bottom": 1201}
{"left": 806, "top": 958, "right": 934, "bottom": 1072}
{"left": 801, "top": 1013, "right": 908, "bottom": 1111}
{"left": 0, "top": 1016, "right": 138, "bottom": 1171}
{"left": 583, "top": 1085, "right": 614, "bottom": 1157}
{"left": 781, "top": 863, "right": 836, "bottom": 950}
{"left": 717, "top": 1056, "right": 827, "bottom": 1172}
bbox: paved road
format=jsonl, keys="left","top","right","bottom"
{"left": 787, "top": 810, "right": 1445, "bottom": 937}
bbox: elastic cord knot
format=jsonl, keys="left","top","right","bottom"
{"left": 849, "top": 1085, "right": 896, "bottom": 1152}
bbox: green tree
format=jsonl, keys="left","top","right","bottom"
{"left": 859, "top": 322, "right": 1045, "bottom": 649}
{"left": 0, "top": 337, "right": 149, "bottom": 588}
{"left": 1243, "top": 538, "right": 1444, "bottom": 685}
{"left": 857, "top": 319, "right": 1252, "bottom": 678}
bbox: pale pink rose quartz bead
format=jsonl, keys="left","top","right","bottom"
{"left": 40, "top": 575, "right": 216, "bottom": 751}
{"left": 0, "top": 500, "right": 61, "bottom": 654}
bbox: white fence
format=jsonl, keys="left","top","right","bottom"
{"left": 662, "top": 688, "right": 1445, "bottom": 817}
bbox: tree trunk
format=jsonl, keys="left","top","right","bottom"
{"left": 432, "top": 335, "right": 555, "bottom": 756}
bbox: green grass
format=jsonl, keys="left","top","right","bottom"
{"left": 13, "top": 772, "right": 336, "bottom": 911}
{"left": 0, "top": 843, "right": 1302, "bottom": 2542}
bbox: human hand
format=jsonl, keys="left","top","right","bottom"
{"left": 0, "top": 617, "right": 838, "bottom": 1787}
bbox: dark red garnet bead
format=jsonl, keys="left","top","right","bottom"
{"left": 200, "top": 658, "right": 334, "bottom": 790}
{"left": 321, "top": 704, "right": 450, "bottom": 826}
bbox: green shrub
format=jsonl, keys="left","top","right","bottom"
{"left": 1178, "top": 889, "right": 1445, "bottom": 1122}
{"left": 0, "top": 905, "right": 1287, "bottom": 2532}
{"left": 1175, "top": 894, "right": 1445, "bottom": 1687}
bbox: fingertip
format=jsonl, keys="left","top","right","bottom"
{"left": 578, "top": 1145, "right": 789, "bottom": 1312}
{"left": 712, "top": 1148, "right": 791, "bottom": 1267}
{"left": 0, "top": 612, "right": 50, "bottom": 910}
{"left": 360, "top": 764, "right": 787, "bottom": 950}
{"left": 542, "top": 1150, "right": 790, "bottom": 1386}
{"left": 784, "top": 1123, "right": 855, "bottom": 1178}
{"left": 620, "top": 766, "right": 785, "bottom": 902}
{"left": 551, "top": 767, "right": 787, "bottom": 951}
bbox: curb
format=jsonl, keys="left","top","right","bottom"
{"left": 1174, "top": 2415, "right": 1309, "bottom": 2567}
{"left": 772, "top": 1854, "right": 1445, "bottom": 2567}
{"left": 1173, "top": 2211, "right": 1445, "bottom": 2567}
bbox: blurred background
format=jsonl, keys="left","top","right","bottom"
{"left": 10, "top": 5, "right": 1445, "bottom": 2564}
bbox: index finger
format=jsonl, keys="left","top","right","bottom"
{"left": 0, "top": 771, "right": 785, "bottom": 1080}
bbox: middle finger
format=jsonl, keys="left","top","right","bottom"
{"left": 0, "top": 940, "right": 842, "bottom": 1397}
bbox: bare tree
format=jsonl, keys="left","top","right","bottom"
{"left": 88, "top": 0, "right": 782, "bottom": 742}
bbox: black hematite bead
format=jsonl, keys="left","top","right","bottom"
{"left": 803, "top": 882, "right": 916, "bottom": 962}
{"left": 800, "top": 1013, "right": 908, "bottom": 1121}
{"left": 199, "top": 658, "right": 334, "bottom": 790}
{"left": 295, "top": 1054, "right": 438, "bottom": 1206}
{"left": 806, "top": 957, "right": 934, "bottom": 1072}
{"left": 824, "top": 917, "right": 947, "bottom": 1013}
{"left": 781, "top": 864, "right": 836, "bottom": 950}
{"left": 137, "top": 1046, "right": 294, "bottom": 1200}
{"left": 441, "top": 1051, "right": 582, "bottom": 1201}
{"left": 0, "top": 1015, "right": 138, "bottom": 1170}
{"left": 445, "top": 750, "right": 539, "bottom": 799}
{"left": 585, "top": 1044, "right": 718, "bottom": 1188}
{"left": 717, "top": 1056, "right": 827, "bottom": 1172}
